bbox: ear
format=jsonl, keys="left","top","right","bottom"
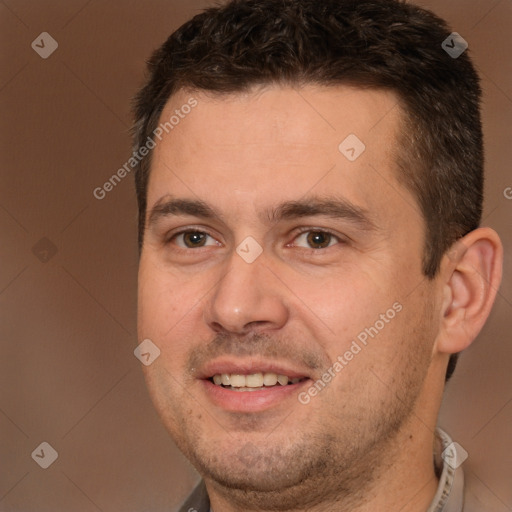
{"left": 435, "top": 227, "right": 503, "bottom": 355}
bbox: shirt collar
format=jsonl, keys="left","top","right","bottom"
{"left": 427, "top": 427, "right": 465, "bottom": 512}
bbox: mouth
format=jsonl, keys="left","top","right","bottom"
{"left": 198, "top": 360, "right": 313, "bottom": 412}
{"left": 209, "top": 372, "right": 308, "bottom": 392}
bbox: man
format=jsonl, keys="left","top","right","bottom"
{"left": 132, "top": 0, "right": 503, "bottom": 510}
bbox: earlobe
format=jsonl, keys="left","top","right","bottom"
{"left": 436, "top": 227, "right": 503, "bottom": 355}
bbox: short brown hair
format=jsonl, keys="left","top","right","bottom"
{"left": 132, "top": 0, "right": 484, "bottom": 380}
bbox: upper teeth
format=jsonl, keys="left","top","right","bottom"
{"left": 212, "top": 373, "right": 302, "bottom": 388}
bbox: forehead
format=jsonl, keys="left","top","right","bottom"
{"left": 159, "top": 84, "right": 401, "bottom": 151}
{"left": 147, "top": 85, "right": 409, "bottom": 222}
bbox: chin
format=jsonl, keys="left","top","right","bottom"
{"left": 189, "top": 438, "right": 320, "bottom": 494}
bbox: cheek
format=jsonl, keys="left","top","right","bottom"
{"left": 137, "top": 259, "right": 203, "bottom": 338}
{"left": 305, "top": 271, "right": 431, "bottom": 382}
{"left": 292, "top": 266, "right": 400, "bottom": 339}
{"left": 367, "top": 289, "right": 437, "bottom": 381}
{"left": 141, "top": 363, "right": 189, "bottom": 443}
{"left": 320, "top": 297, "right": 434, "bottom": 416}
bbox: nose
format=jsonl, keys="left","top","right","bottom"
{"left": 203, "top": 247, "right": 289, "bottom": 335}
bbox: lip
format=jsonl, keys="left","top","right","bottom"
{"left": 201, "top": 377, "right": 312, "bottom": 412}
{"left": 197, "top": 358, "right": 314, "bottom": 413}
{"left": 196, "top": 358, "right": 313, "bottom": 380}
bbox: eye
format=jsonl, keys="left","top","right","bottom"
{"left": 292, "top": 230, "right": 341, "bottom": 249}
{"left": 171, "top": 230, "right": 219, "bottom": 249}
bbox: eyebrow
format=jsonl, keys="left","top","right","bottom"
{"left": 147, "top": 195, "right": 377, "bottom": 231}
{"left": 148, "top": 197, "right": 219, "bottom": 227}
{"left": 266, "top": 197, "right": 376, "bottom": 230}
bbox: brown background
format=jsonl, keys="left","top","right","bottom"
{"left": 0, "top": 0, "right": 511, "bottom": 511}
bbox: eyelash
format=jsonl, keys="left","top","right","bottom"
{"left": 166, "top": 227, "right": 345, "bottom": 251}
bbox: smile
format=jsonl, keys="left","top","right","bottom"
{"left": 210, "top": 372, "right": 306, "bottom": 391}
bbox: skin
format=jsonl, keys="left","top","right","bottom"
{"left": 137, "top": 85, "right": 503, "bottom": 512}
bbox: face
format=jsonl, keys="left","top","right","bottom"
{"left": 137, "top": 85, "right": 441, "bottom": 506}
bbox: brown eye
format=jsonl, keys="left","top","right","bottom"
{"left": 306, "top": 231, "right": 332, "bottom": 249}
{"left": 172, "top": 231, "right": 217, "bottom": 248}
{"left": 293, "top": 230, "right": 340, "bottom": 250}
{"left": 183, "top": 232, "right": 207, "bottom": 247}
